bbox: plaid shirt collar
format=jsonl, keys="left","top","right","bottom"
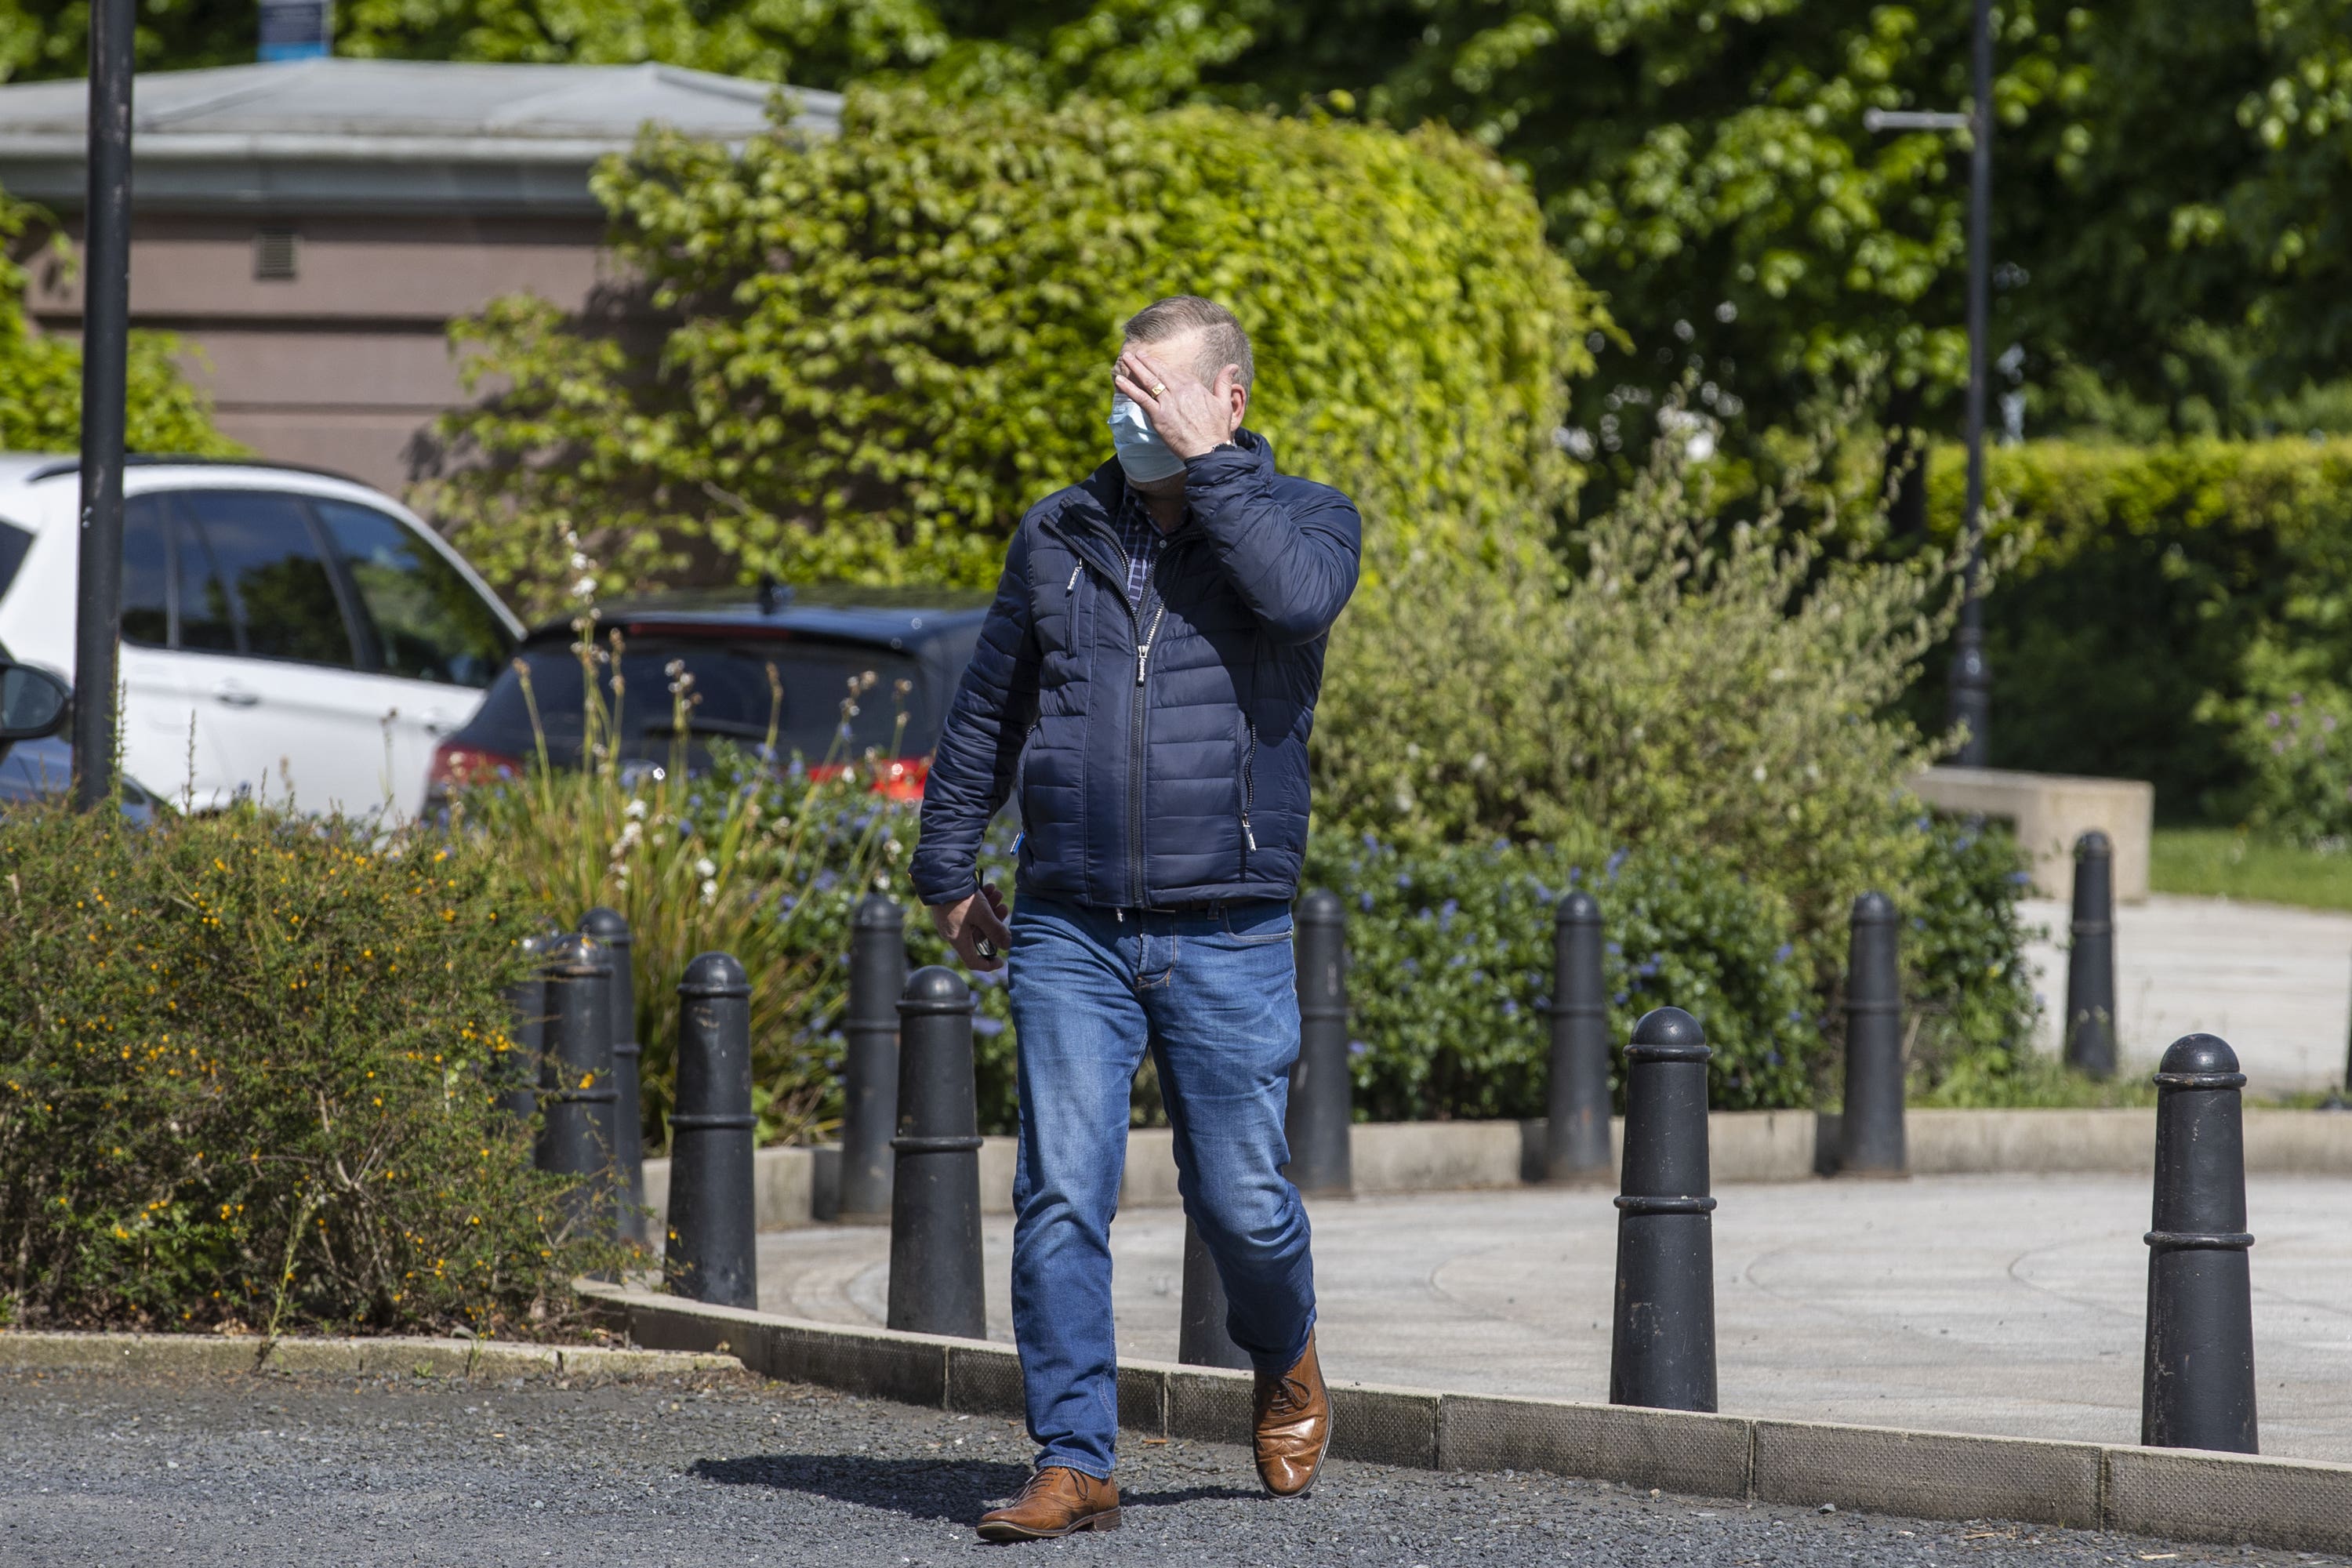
{"left": 1113, "top": 487, "right": 1181, "bottom": 608}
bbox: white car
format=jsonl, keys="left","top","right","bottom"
{"left": 0, "top": 456, "right": 523, "bottom": 819}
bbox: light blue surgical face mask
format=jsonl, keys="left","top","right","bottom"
{"left": 1107, "top": 393, "right": 1187, "bottom": 485}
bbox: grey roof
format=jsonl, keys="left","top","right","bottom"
{"left": 0, "top": 59, "right": 838, "bottom": 214}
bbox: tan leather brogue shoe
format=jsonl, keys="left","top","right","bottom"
{"left": 975, "top": 1466, "right": 1121, "bottom": 1542}
{"left": 1252, "top": 1334, "right": 1332, "bottom": 1497}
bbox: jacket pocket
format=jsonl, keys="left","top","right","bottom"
{"left": 1036, "top": 551, "right": 1084, "bottom": 660}
{"left": 1014, "top": 720, "right": 1040, "bottom": 826}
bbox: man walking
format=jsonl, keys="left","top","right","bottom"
{"left": 911, "top": 296, "right": 1361, "bottom": 1541}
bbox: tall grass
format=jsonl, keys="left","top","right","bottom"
{"left": 446, "top": 610, "right": 913, "bottom": 1146}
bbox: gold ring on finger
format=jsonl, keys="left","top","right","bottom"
{"left": 1150, "top": 383, "right": 1167, "bottom": 398}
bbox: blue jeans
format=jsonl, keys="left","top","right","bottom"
{"left": 1006, "top": 895, "right": 1319, "bottom": 1479}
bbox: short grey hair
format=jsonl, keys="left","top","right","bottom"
{"left": 1122, "top": 296, "right": 1254, "bottom": 388}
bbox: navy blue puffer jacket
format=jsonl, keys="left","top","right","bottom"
{"left": 911, "top": 430, "right": 1360, "bottom": 909}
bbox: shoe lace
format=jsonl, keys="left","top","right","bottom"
{"left": 1014, "top": 1466, "right": 1079, "bottom": 1504}
{"left": 1266, "top": 1373, "right": 1312, "bottom": 1420}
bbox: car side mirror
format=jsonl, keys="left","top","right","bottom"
{"left": 0, "top": 661, "right": 70, "bottom": 742}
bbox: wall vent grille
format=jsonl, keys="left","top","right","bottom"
{"left": 253, "top": 227, "right": 299, "bottom": 281}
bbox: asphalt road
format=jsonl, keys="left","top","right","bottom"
{"left": 0, "top": 1366, "right": 2337, "bottom": 1567}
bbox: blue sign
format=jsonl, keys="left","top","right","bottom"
{"left": 259, "top": 0, "right": 329, "bottom": 61}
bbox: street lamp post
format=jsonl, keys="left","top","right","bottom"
{"left": 1866, "top": 0, "right": 1994, "bottom": 767}
{"left": 70, "top": 0, "right": 135, "bottom": 811}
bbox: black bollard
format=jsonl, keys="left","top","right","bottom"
{"left": 579, "top": 907, "right": 648, "bottom": 1243}
{"left": 2338, "top": 952, "right": 2352, "bottom": 1109}
{"left": 2065, "top": 830, "right": 2118, "bottom": 1080}
{"left": 2142, "top": 1033, "right": 2259, "bottom": 1454}
{"left": 1840, "top": 891, "right": 1907, "bottom": 1177}
{"left": 537, "top": 933, "right": 618, "bottom": 1237}
{"left": 495, "top": 922, "right": 557, "bottom": 1123}
{"left": 666, "top": 952, "right": 757, "bottom": 1309}
{"left": 887, "top": 966, "right": 986, "bottom": 1338}
{"left": 839, "top": 893, "right": 907, "bottom": 1223}
{"left": 1287, "top": 889, "right": 1353, "bottom": 1199}
{"left": 1178, "top": 1216, "right": 1251, "bottom": 1369}
{"left": 1544, "top": 890, "right": 1613, "bottom": 1183}
{"left": 1610, "top": 1006, "right": 1718, "bottom": 1413}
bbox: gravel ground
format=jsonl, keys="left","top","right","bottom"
{"left": 0, "top": 1365, "right": 2341, "bottom": 1568}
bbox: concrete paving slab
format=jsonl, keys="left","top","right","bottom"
{"left": 757, "top": 1173, "right": 2352, "bottom": 1464}
{"left": 2020, "top": 894, "right": 2352, "bottom": 1093}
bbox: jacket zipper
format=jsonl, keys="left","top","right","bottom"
{"left": 1132, "top": 604, "right": 1167, "bottom": 686}
{"left": 1128, "top": 595, "right": 1165, "bottom": 906}
{"left": 1239, "top": 715, "right": 1258, "bottom": 869}
{"left": 1043, "top": 514, "right": 1187, "bottom": 910}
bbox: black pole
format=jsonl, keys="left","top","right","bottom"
{"left": 1840, "top": 891, "right": 1907, "bottom": 1176}
{"left": 2142, "top": 1033, "right": 2258, "bottom": 1454}
{"left": 69, "top": 0, "right": 134, "bottom": 812}
{"left": 1178, "top": 1215, "right": 1250, "bottom": 1369}
{"left": 1610, "top": 1006, "right": 1717, "bottom": 1413}
{"left": 666, "top": 952, "right": 757, "bottom": 1310}
{"left": 1287, "top": 889, "right": 1353, "bottom": 1198}
{"left": 1943, "top": 0, "right": 1994, "bottom": 766}
{"left": 2065, "top": 830, "right": 2118, "bottom": 1080}
{"left": 1544, "top": 890, "right": 1613, "bottom": 1183}
{"left": 839, "top": 892, "right": 906, "bottom": 1223}
{"left": 2336, "top": 953, "right": 2352, "bottom": 1109}
{"left": 495, "top": 922, "right": 557, "bottom": 1124}
{"left": 2333, "top": 945, "right": 2352, "bottom": 1105}
{"left": 887, "top": 965, "right": 985, "bottom": 1338}
{"left": 537, "top": 934, "right": 617, "bottom": 1240}
{"left": 578, "top": 907, "right": 646, "bottom": 1244}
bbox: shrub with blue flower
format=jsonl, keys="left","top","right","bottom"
{"left": 1308, "top": 832, "right": 1817, "bottom": 1116}
{"left": 1305, "top": 816, "right": 2037, "bottom": 1120}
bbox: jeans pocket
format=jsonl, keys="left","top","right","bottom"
{"left": 1219, "top": 903, "right": 1296, "bottom": 946}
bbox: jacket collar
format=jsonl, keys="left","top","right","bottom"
{"left": 1076, "top": 426, "right": 1275, "bottom": 518}
{"left": 1049, "top": 428, "right": 1274, "bottom": 580}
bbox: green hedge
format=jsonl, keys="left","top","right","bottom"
{"left": 0, "top": 801, "right": 618, "bottom": 1336}
{"left": 1920, "top": 437, "right": 2352, "bottom": 822}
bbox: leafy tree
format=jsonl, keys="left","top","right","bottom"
{"left": 2173, "top": 0, "right": 2352, "bottom": 396}
{"left": 16, "top": 0, "right": 2352, "bottom": 449}
{"left": 342, "top": 0, "right": 2352, "bottom": 438}
{"left": 0, "top": 0, "right": 1263, "bottom": 100}
{"left": 0, "top": 194, "right": 239, "bottom": 456}
{"left": 421, "top": 86, "right": 1602, "bottom": 612}
{"left": 0, "top": 0, "right": 260, "bottom": 82}
{"left": 1230, "top": 1, "right": 2352, "bottom": 452}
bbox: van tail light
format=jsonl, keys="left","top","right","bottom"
{"left": 429, "top": 741, "right": 524, "bottom": 790}
{"left": 808, "top": 757, "right": 931, "bottom": 801}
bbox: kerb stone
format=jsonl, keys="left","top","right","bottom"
{"left": 1438, "top": 1393, "right": 1752, "bottom": 1500}
{"left": 2103, "top": 1444, "right": 2352, "bottom": 1554}
{"left": 1754, "top": 1418, "right": 2103, "bottom": 1528}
